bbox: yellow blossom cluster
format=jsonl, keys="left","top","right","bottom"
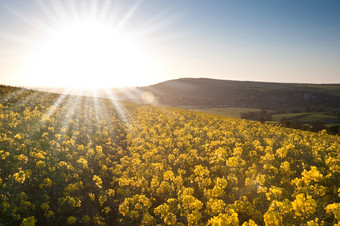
{"left": 0, "top": 85, "right": 339, "bottom": 225}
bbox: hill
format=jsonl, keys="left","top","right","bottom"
{"left": 0, "top": 85, "right": 339, "bottom": 225}
{"left": 137, "top": 78, "right": 340, "bottom": 109}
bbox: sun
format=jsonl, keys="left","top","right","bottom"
{"left": 4, "top": 0, "right": 172, "bottom": 89}
{"left": 27, "top": 19, "right": 155, "bottom": 88}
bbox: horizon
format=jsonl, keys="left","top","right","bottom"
{"left": 0, "top": 0, "right": 340, "bottom": 88}
{"left": 22, "top": 77, "right": 340, "bottom": 90}
{"left": 2, "top": 76, "right": 340, "bottom": 91}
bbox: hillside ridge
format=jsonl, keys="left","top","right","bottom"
{"left": 138, "top": 77, "right": 340, "bottom": 109}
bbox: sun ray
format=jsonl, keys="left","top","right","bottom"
{"left": 116, "top": 88, "right": 139, "bottom": 103}
{"left": 0, "top": 88, "right": 45, "bottom": 114}
{"left": 64, "top": 0, "right": 80, "bottom": 22}
{"left": 0, "top": 32, "right": 40, "bottom": 48}
{"left": 133, "top": 9, "right": 180, "bottom": 42}
{"left": 0, "top": 88, "right": 26, "bottom": 105}
{"left": 4, "top": 5, "right": 43, "bottom": 33}
{"left": 96, "top": 0, "right": 114, "bottom": 23}
{"left": 90, "top": 88, "right": 101, "bottom": 127}
{"left": 24, "top": 92, "right": 62, "bottom": 136}
{"left": 0, "top": 0, "right": 181, "bottom": 89}
{"left": 35, "top": 0, "right": 64, "bottom": 27}
{"left": 14, "top": 90, "right": 43, "bottom": 108}
{"left": 115, "top": 0, "right": 142, "bottom": 31}
{"left": 102, "top": 88, "right": 132, "bottom": 131}
{"left": 39, "top": 89, "right": 72, "bottom": 124}
{"left": 54, "top": 95, "right": 83, "bottom": 140}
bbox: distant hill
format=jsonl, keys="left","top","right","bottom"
{"left": 27, "top": 78, "right": 340, "bottom": 110}
{"left": 136, "top": 78, "right": 340, "bottom": 109}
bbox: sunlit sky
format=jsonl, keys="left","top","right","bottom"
{"left": 0, "top": 0, "right": 340, "bottom": 88}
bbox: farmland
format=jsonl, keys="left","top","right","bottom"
{"left": 190, "top": 107, "right": 262, "bottom": 119}
{"left": 0, "top": 85, "right": 339, "bottom": 225}
{"left": 192, "top": 108, "right": 339, "bottom": 126}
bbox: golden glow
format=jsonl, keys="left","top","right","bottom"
{"left": 2, "top": 1, "right": 174, "bottom": 89}
{"left": 27, "top": 19, "right": 155, "bottom": 88}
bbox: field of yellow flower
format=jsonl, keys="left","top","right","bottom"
{"left": 0, "top": 85, "right": 339, "bottom": 225}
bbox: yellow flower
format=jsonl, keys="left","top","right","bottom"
{"left": 208, "top": 210, "right": 239, "bottom": 226}
{"left": 21, "top": 216, "right": 37, "bottom": 226}
{"left": 13, "top": 171, "right": 26, "bottom": 183}
{"left": 36, "top": 160, "right": 46, "bottom": 168}
{"left": 99, "top": 195, "right": 107, "bottom": 206}
{"left": 106, "top": 189, "right": 115, "bottom": 197}
{"left": 292, "top": 193, "right": 317, "bottom": 218}
{"left": 82, "top": 215, "right": 90, "bottom": 223}
{"left": 242, "top": 219, "right": 258, "bottom": 226}
{"left": 264, "top": 211, "right": 281, "bottom": 226}
{"left": 58, "top": 161, "right": 68, "bottom": 167}
{"left": 325, "top": 203, "right": 340, "bottom": 220}
{"left": 67, "top": 216, "right": 77, "bottom": 224}
{"left": 96, "top": 145, "right": 102, "bottom": 152}
{"left": 88, "top": 193, "right": 95, "bottom": 201}
{"left": 41, "top": 202, "right": 49, "bottom": 211}
{"left": 93, "top": 175, "right": 102, "bottom": 189}
{"left": 17, "top": 154, "right": 28, "bottom": 163}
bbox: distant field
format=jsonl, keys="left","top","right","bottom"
{"left": 191, "top": 107, "right": 262, "bottom": 118}
{"left": 272, "top": 113, "right": 308, "bottom": 121}
{"left": 192, "top": 108, "right": 339, "bottom": 125}
{"left": 299, "top": 84, "right": 340, "bottom": 96}
{"left": 272, "top": 112, "right": 336, "bottom": 123}
{"left": 303, "top": 84, "right": 340, "bottom": 90}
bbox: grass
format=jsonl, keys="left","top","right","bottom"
{"left": 192, "top": 108, "right": 339, "bottom": 125}
{"left": 296, "top": 113, "right": 335, "bottom": 122}
{"left": 304, "top": 84, "right": 340, "bottom": 96}
{"left": 304, "top": 84, "right": 340, "bottom": 90}
{"left": 191, "top": 107, "right": 262, "bottom": 118}
{"left": 272, "top": 113, "right": 309, "bottom": 121}
{"left": 272, "top": 112, "right": 336, "bottom": 123}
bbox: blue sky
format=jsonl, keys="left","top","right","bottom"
{"left": 0, "top": 0, "right": 339, "bottom": 87}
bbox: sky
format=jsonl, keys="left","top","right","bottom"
{"left": 0, "top": 0, "right": 340, "bottom": 88}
